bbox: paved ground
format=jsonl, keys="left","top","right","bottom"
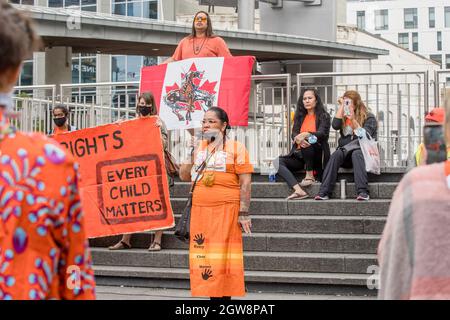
{"left": 96, "top": 285, "right": 376, "bottom": 300}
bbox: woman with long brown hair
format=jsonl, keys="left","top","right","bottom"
{"left": 162, "top": 10, "right": 231, "bottom": 63}
{"left": 315, "top": 90, "right": 378, "bottom": 201}
{"left": 109, "top": 91, "right": 171, "bottom": 251}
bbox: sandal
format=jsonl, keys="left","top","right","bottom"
{"left": 148, "top": 242, "right": 162, "bottom": 251}
{"left": 108, "top": 240, "right": 131, "bottom": 250}
{"left": 286, "top": 191, "right": 309, "bottom": 200}
{"left": 300, "top": 178, "right": 316, "bottom": 187}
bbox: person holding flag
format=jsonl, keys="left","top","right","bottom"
{"left": 162, "top": 10, "right": 232, "bottom": 64}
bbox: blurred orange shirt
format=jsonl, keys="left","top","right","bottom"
{"left": 172, "top": 36, "right": 232, "bottom": 60}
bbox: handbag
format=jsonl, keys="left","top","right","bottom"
{"left": 164, "top": 149, "right": 180, "bottom": 177}
{"left": 359, "top": 132, "right": 381, "bottom": 175}
{"left": 174, "top": 148, "right": 215, "bottom": 243}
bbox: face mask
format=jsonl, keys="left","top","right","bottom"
{"left": 53, "top": 117, "right": 67, "bottom": 127}
{"left": 0, "top": 90, "right": 14, "bottom": 115}
{"left": 202, "top": 129, "right": 222, "bottom": 142}
{"left": 138, "top": 106, "right": 153, "bottom": 117}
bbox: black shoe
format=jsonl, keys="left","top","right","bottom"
{"left": 356, "top": 193, "right": 370, "bottom": 201}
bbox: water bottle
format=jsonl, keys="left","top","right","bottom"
{"left": 268, "top": 166, "right": 277, "bottom": 183}
{"left": 308, "top": 134, "right": 317, "bottom": 144}
{"left": 340, "top": 179, "right": 347, "bottom": 199}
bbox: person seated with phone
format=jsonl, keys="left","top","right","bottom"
{"left": 415, "top": 107, "right": 449, "bottom": 166}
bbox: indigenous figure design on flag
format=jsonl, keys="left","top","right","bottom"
{"left": 140, "top": 56, "right": 255, "bottom": 130}
{"left": 163, "top": 63, "right": 217, "bottom": 123}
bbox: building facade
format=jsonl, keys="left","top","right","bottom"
{"left": 347, "top": 0, "right": 450, "bottom": 84}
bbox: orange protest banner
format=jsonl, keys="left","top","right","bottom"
{"left": 53, "top": 117, "right": 174, "bottom": 238}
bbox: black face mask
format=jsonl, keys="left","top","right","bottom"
{"left": 53, "top": 117, "right": 66, "bottom": 127}
{"left": 138, "top": 106, "right": 153, "bottom": 117}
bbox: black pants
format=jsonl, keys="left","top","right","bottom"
{"left": 275, "top": 144, "right": 323, "bottom": 189}
{"left": 318, "top": 148, "right": 368, "bottom": 197}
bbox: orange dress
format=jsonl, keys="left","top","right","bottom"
{"left": 172, "top": 36, "right": 232, "bottom": 60}
{"left": 189, "top": 140, "right": 253, "bottom": 297}
{"left": 0, "top": 113, "right": 95, "bottom": 300}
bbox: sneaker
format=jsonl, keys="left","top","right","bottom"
{"left": 314, "top": 194, "right": 329, "bottom": 200}
{"left": 356, "top": 193, "right": 370, "bottom": 201}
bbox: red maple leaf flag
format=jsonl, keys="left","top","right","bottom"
{"left": 140, "top": 56, "right": 255, "bottom": 130}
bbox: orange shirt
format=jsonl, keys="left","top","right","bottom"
{"left": 0, "top": 113, "right": 95, "bottom": 300}
{"left": 192, "top": 140, "right": 253, "bottom": 206}
{"left": 300, "top": 114, "right": 316, "bottom": 133}
{"left": 172, "top": 36, "right": 232, "bottom": 60}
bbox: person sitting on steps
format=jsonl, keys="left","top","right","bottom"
{"left": 315, "top": 90, "right": 378, "bottom": 201}
{"left": 274, "top": 88, "right": 331, "bottom": 200}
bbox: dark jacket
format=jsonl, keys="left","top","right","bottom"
{"left": 332, "top": 112, "right": 378, "bottom": 153}
{"left": 289, "top": 111, "right": 331, "bottom": 175}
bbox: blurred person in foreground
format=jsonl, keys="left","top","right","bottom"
{"left": 0, "top": 1, "right": 95, "bottom": 300}
{"left": 414, "top": 107, "right": 449, "bottom": 166}
{"left": 378, "top": 96, "right": 450, "bottom": 299}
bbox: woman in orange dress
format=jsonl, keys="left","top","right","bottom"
{"left": 179, "top": 107, "right": 252, "bottom": 299}
{"left": 0, "top": 2, "right": 95, "bottom": 300}
{"left": 162, "top": 10, "right": 232, "bottom": 64}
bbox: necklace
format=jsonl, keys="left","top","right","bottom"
{"left": 202, "top": 146, "right": 218, "bottom": 187}
{"left": 193, "top": 36, "right": 207, "bottom": 55}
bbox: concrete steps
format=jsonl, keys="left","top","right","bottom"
{"left": 90, "top": 173, "right": 401, "bottom": 297}
{"left": 171, "top": 182, "right": 397, "bottom": 199}
{"left": 93, "top": 265, "right": 377, "bottom": 296}
{"left": 170, "top": 198, "right": 391, "bottom": 216}
{"left": 91, "top": 248, "right": 377, "bottom": 274}
{"left": 89, "top": 232, "right": 381, "bottom": 254}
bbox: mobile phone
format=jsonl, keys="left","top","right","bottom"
{"left": 343, "top": 99, "right": 351, "bottom": 117}
{"left": 423, "top": 123, "right": 447, "bottom": 164}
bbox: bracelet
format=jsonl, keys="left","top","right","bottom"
{"left": 238, "top": 211, "right": 249, "bottom": 217}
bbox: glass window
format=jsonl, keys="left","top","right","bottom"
{"left": 446, "top": 54, "right": 450, "bottom": 69}
{"left": 17, "top": 60, "right": 33, "bottom": 86}
{"left": 143, "top": 0, "right": 158, "bottom": 19}
{"left": 437, "top": 31, "right": 442, "bottom": 51}
{"left": 72, "top": 57, "right": 80, "bottom": 84}
{"left": 404, "top": 8, "right": 418, "bottom": 29}
{"left": 65, "top": 0, "right": 80, "bottom": 7}
{"left": 10, "top": 0, "right": 35, "bottom": 4}
{"left": 112, "top": 0, "right": 158, "bottom": 19}
{"left": 127, "top": 55, "right": 141, "bottom": 81}
{"left": 446, "top": 7, "right": 450, "bottom": 28}
{"left": 412, "top": 32, "right": 418, "bottom": 52}
{"left": 143, "top": 56, "right": 157, "bottom": 66}
{"left": 375, "top": 9, "right": 388, "bottom": 30}
{"left": 48, "top": 0, "right": 63, "bottom": 6}
{"left": 80, "top": 56, "right": 96, "bottom": 83}
{"left": 49, "top": 0, "right": 96, "bottom": 10}
{"left": 398, "top": 33, "right": 409, "bottom": 49}
{"left": 111, "top": 55, "right": 126, "bottom": 82}
{"left": 430, "top": 54, "right": 442, "bottom": 68}
{"left": 72, "top": 54, "right": 96, "bottom": 84}
{"left": 429, "top": 7, "right": 435, "bottom": 28}
{"left": 127, "top": 1, "right": 142, "bottom": 17}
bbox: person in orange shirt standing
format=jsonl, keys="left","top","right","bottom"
{"left": 162, "top": 11, "right": 232, "bottom": 64}
{"left": 179, "top": 107, "right": 253, "bottom": 299}
{"left": 0, "top": 1, "right": 95, "bottom": 300}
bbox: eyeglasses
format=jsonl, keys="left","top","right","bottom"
{"left": 195, "top": 16, "right": 207, "bottom": 22}
{"left": 138, "top": 104, "right": 153, "bottom": 108}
